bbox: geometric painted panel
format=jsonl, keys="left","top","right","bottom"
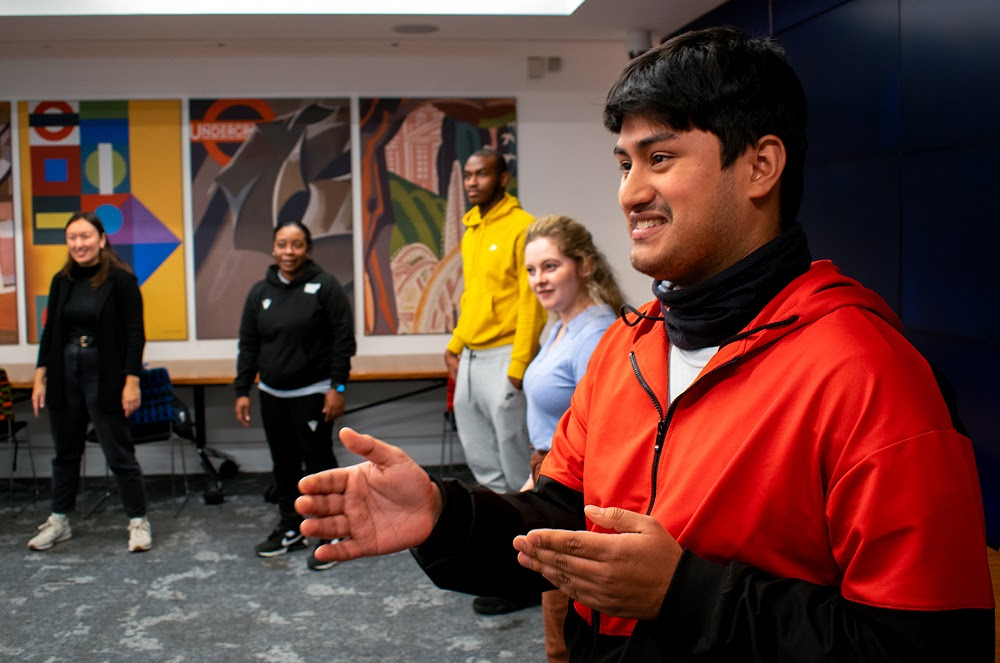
{"left": 18, "top": 99, "right": 188, "bottom": 341}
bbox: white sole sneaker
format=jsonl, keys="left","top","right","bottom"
{"left": 28, "top": 516, "right": 72, "bottom": 551}
{"left": 128, "top": 517, "right": 152, "bottom": 552}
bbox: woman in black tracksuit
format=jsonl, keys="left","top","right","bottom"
{"left": 234, "top": 219, "right": 355, "bottom": 570}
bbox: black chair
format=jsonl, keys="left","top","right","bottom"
{"left": 0, "top": 368, "right": 38, "bottom": 511}
{"left": 85, "top": 367, "right": 195, "bottom": 517}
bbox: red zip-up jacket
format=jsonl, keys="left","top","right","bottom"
{"left": 415, "top": 261, "right": 994, "bottom": 661}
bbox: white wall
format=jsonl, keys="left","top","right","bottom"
{"left": 0, "top": 41, "right": 653, "bottom": 477}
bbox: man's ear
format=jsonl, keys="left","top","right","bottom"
{"left": 748, "top": 135, "right": 786, "bottom": 201}
{"left": 499, "top": 170, "right": 511, "bottom": 190}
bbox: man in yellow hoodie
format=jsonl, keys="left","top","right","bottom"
{"left": 444, "top": 146, "right": 546, "bottom": 501}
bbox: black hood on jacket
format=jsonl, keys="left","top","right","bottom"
{"left": 265, "top": 259, "right": 324, "bottom": 287}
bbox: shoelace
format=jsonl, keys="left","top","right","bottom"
{"left": 129, "top": 521, "right": 150, "bottom": 534}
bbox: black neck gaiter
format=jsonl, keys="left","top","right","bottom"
{"left": 653, "top": 224, "right": 812, "bottom": 350}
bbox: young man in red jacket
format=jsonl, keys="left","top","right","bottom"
{"left": 296, "top": 27, "right": 995, "bottom": 661}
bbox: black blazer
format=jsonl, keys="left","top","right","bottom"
{"left": 37, "top": 266, "right": 145, "bottom": 413}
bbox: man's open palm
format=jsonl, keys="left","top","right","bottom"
{"left": 296, "top": 428, "right": 442, "bottom": 563}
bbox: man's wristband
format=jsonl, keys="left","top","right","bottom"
{"left": 335, "top": 383, "right": 346, "bottom": 393}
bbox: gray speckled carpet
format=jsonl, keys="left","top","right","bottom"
{"left": 0, "top": 473, "right": 545, "bottom": 662}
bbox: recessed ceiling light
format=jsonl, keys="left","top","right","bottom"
{"left": 391, "top": 24, "right": 440, "bottom": 35}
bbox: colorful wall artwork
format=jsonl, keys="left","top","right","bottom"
{"left": 358, "top": 97, "right": 517, "bottom": 335}
{"left": 0, "top": 103, "right": 18, "bottom": 343}
{"left": 190, "top": 98, "right": 353, "bottom": 339}
{"left": 17, "top": 100, "right": 188, "bottom": 342}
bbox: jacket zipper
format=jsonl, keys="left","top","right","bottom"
{"left": 629, "top": 351, "right": 670, "bottom": 516}
{"left": 631, "top": 349, "right": 744, "bottom": 512}
{"left": 585, "top": 351, "right": 737, "bottom": 660}
{"left": 585, "top": 321, "right": 790, "bottom": 659}
{"left": 584, "top": 352, "right": 674, "bottom": 663}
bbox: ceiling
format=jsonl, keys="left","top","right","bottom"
{"left": 0, "top": 0, "right": 724, "bottom": 57}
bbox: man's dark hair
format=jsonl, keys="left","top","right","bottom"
{"left": 468, "top": 146, "right": 508, "bottom": 176}
{"left": 604, "top": 26, "right": 808, "bottom": 226}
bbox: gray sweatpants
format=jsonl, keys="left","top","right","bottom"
{"left": 453, "top": 345, "right": 532, "bottom": 493}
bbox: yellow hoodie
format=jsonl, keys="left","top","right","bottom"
{"left": 447, "top": 193, "right": 546, "bottom": 380}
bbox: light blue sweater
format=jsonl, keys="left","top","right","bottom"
{"left": 522, "top": 304, "right": 617, "bottom": 452}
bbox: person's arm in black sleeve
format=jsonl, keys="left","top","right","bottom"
{"left": 121, "top": 272, "right": 145, "bottom": 377}
{"left": 412, "top": 475, "right": 585, "bottom": 599}
{"left": 322, "top": 275, "right": 355, "bottom": 385}
{"left": 32, "top": 275, "right": 61, "bottom": 416}
{"left": 625, "top": 552, "right": 994, "bottom": 661}
{"left": 36, "top": 275, "right": 60, "bottom": 370}
{"left": 234, "top": 285, "right": 261, "bottom": 397}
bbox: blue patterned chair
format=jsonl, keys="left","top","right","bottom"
{"left": 86, "top": 367, "right": 195, "bottom": 517}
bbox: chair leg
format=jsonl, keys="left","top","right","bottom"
{"left": 6, "top": 419, "right": 15, "bottom": 499}
{"left": 169, "top": 437, "right": 177, "bottom": 500}
{"left": 440, "top": 413, "right": 449, "bottom": 476}
{"left": 26, "top": 434, "right": 38, "bottom": 497}
{"left": 83, "top": 449, "right": 115, "bottom": 519}
{"left": 439, "top": 418, "right": 446, "bottom": 471}
{"left": 5, "top": 427, "right": 41, "bottom": 516}
{"left": 7, "top": 440, "right": 13, "bottom": 499}
{"left": 440, "top": 411, "right": 457, "bottom": 478}
{"left": 174, "top": 436, "right": 192, "bottom": 518}
{"left": 83, "top": 488, "right": 115, "bottom": 519}
{"left": 11, "top": 431, "right": 41, "bottom": 517}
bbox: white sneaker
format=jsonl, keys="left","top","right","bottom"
{"left": 28, "top": 514, "right": 72, "bottom": 551}
{"left": 127, "top": 517, "right": 152, "bottom": 552}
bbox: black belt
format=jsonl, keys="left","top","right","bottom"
{"left": 69, "top": 335, "right": 97, "bottom": 348}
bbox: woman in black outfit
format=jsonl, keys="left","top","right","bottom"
{"left": 29, "top": 211, "right": 151, "bottom": 553}
{"left": 235, "top": 219, "right": 356, "bottom": 570}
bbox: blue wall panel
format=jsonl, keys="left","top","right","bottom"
{"left": 772, "top": 0, "right": 849, "bottom": 32}
{"left": 676, "top": 0, "right": 772, "bottom": 37}
{"left": 779, "top": 0, "right": 900, "bottom": 161}
{"left": 901, "top": 0, "right": 1000, "bottom": 149}
{"left": 901, "top": 146, "right": 999, "bottom": 340}
{"left": 799, "top": 156, "right": 901, "bottom": 311}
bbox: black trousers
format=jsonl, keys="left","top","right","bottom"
{"left": 259, "top": 390, "right": 337, "bottom": 529}
{"left": 50, "top": 344, "right": 148, "bottom": 518}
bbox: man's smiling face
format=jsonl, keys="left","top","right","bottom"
{"left": 615, "top": 115, "right": 751, "bottom": 287}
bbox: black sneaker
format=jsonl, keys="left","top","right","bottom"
{"left": 307, "top": 539, "right": 340, "bottom": 571}
{"left": 255, "top": 527, "right": 307, "bottom": 557}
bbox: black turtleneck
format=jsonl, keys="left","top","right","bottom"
{"left": 64, "top": 263, "right": 101, "bottom": 340}
{"left": 652, "top": 224, "right": 812, "bottom": 350}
